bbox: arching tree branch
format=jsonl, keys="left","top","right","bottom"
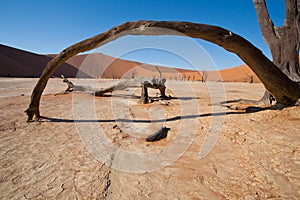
{"left": 25, "top": 20, "right": 300, "bottom": 121}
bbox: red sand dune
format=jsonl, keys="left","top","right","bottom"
{"left": 219, "top": 64, "right": 260, "bottom": 83}
{"left": 0, "top": 44, "right": 261, "bottom": 82}
{"left": 0, "top": 44, "right": 90, "bottom": 78}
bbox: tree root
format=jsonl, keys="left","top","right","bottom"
{"left": 210, "top": 90, "right": 277, "bottom": 112}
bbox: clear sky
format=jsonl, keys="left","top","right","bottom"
{"left": 0, "top": 0, "right": 285, "bottom": 70}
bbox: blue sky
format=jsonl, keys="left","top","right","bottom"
{"left": 0, "top": 0, "right": 285, "bottom": 70}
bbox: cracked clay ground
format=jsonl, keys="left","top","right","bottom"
{"left": 0, "top": 78, "right": 299, "bottom": 199}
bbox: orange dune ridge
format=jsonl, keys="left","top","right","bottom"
{"left": 0, "top": 44, "right": 264, "bottom": 82}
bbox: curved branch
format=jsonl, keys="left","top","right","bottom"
{"left": 25, "top": 20, "right": 300, "bottom": 121}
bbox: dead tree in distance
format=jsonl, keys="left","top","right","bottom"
{"left": 61, "top": 75, "right": 92, "bottom": 92}
{"left": 94, "top": 77, "right": 167, "bottom": 99}
{"left": 155, "top": 66, "right": 163, "bottom": 79}
{"left": 201, "top": 71, "right": 208, "bottom": 83}
{"left": 61, "top": 76, "right": 168, "bottom": 104}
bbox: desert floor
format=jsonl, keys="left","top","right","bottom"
{"left": 0, "top": 78, "right": 299, "bottom": 199}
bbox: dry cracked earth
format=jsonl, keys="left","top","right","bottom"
{"left": 0, "top": 78, "right": 299, "bottom": 199}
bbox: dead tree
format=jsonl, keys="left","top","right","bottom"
{"left": 61, "top": 75, "right": 74, "bottom": 92}
{"left": 131, "top": 70, "right": 136, "bottom": 79}
{"left": 254, "top": 0, "right": 300, "bottom": 82}
{"left": 155, "top": 66, "right": 163, "bottom": 79}
{"left": 252, "top": 0, "right": 300, "bottom": 106}
{"left": 201, "top": 71, "right": 208, "bottom": 83}
{"left": 94, "top": 78, "right": 168, "bottom": 104}
{"left": 229, "top": 0, "right": 300, "bottom": 107}
{"left": 25, "top": 6, "right": 300, "bottom": 121}
{"left": 138, "top": 81, "right": 150, "bottom": 104}
{"left": 60, "top": 76, "right": 166, "bottom": 104}
{"left": 246, "top": 74, "right": 254, "bottom": 84}
{"left": 61, "top": 75, "right": 92, "bottom": 92}
{"left": 94, "top": 78, "right": 167, "bottom": 98}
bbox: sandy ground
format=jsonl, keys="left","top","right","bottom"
{"left": 0, "top": 78, "right": 299, "bottom": 199}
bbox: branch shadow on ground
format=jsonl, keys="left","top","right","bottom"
{"left": 39, "top": 107, "right": 269, "bottom": 123}
{"left": 97, "top": 94, "right": 199, "bottom": 101}
{"left": 96, "top": 94, "right": 141, "bottom": 99}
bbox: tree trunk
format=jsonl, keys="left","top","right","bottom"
{"left": 25, "top": 20, "right": 300, "bottom": 121}
{"left": 61, "top": 76, "right": 92, "bottom": 92}
{"left": 155, "top": 66, "right": 163, "bottom": 79}
{"left": 257, "top": 90, "right": 275, "bottom": 106}
{"left": 60, "top": 76, "right": 165, "bottom": 104}
{"left": 94, "top": 78, "right": 166, "bottom": 97}
{"left": 138, "top": 82, "right": 149, "bottom": 104}
{"left": 253, "top": 0, "right": 300, "bottom": 81}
